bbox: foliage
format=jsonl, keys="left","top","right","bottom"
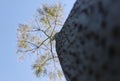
{"left": 17, "top": 3, "right": 64, "bottom": 81}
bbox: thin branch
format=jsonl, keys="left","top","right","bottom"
{"left": 43, "top": 43, "right": 51, "bottom": 50}
{"left": 31, "top": 28, "right": 50, "bottom": 38}
{"left": 24, "top": 39, "right": 49, "bottom": 54}
{"left": 25, "top": 40, "right": 38, "bottom": 47}
{"left": 38, "top": 37, "right": 49, "bottom": 48}
{"left": 34, "top": 19, "right": 50, "bottom": 38}
{"left": 41, "top": 56, "right": 58, "bottom": 66}
{"left": 44, "top": 14, "right": 52, "bottom": 32}
{"left": 37, "top": 10, "right": 51, "bottom": 32}
{"left": 56, "top": 23, "right": 63, "bottom": 26}
{"left": 45, "top": 26, "right": 51, "bottom": 32}
{"left": 50, "top": 13, "right": 58, "bottom": 37}
{"left": 18, "top": 47, "right": 38, "bottom": 54}
{"left": 50, "top": 41, "right": 54, "bottom": 59}
{"left": 45, "top": 13, "right": 58, "bottom": 64}
{"left": 25, "top": 47, "right": 37, "bottom": 53}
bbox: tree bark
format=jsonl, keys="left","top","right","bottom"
{"left": 55, "top": 0, "right": 120, "bottom": 81}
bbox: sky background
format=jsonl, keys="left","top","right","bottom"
{"left": 0, "top": 0, "right": 75, "bottom": 81}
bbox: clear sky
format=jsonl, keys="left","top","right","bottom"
{"left": 0, "top": 0, "right": 75, "bottom": 81}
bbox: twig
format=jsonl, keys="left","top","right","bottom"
{"left": 41, "top": 56, "right": 58, "bottom": 66}
{"left": 25, "top": 40, "right": 38, "bottom": 47}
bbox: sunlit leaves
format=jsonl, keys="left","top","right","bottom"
{"left": 33, "top": 63, "right": 44, "bottom": 77}
{"left": 37, "top": 3, "right": 63, "bottom": 29}
{"left": 32, "top": 54, "right": 51, "bottom": 77}
{"left": 17, "top": 2, "right": 64, "bottom": 81}
{"left": 17, "top": 24, "right": 31, "bottom": 39}
{"left": 18, "top": 40, "right": 27, "bottom": 48}
{"left": 32, "top": 55, "right": 47, "bottom": 77}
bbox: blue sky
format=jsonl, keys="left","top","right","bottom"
{"left": 0, "top": 0, "right": 75, "bottom": 81}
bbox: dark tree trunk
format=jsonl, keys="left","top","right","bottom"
{"left": 55, "top": 0, "right": 120, "bottom": 81}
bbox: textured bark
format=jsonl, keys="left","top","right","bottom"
{"left": 55, "top": 0, "right": 120, "bottom": 81}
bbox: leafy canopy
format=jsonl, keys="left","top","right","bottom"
{"left": 17, "top": 3, "right": 64, "bottom": 81}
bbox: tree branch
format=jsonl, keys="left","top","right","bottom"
{"left": 25, "top": 40, "right": 38, "bottom": 47}
{"left": 34, "top": 19, "right": 50, "bottom": 38}
{"left": 41, "top": 56, "right": 58, "bottom": 66}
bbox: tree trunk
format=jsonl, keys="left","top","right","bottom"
{"left": 55, "top": 0, "right": 120, "bottom": 81}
